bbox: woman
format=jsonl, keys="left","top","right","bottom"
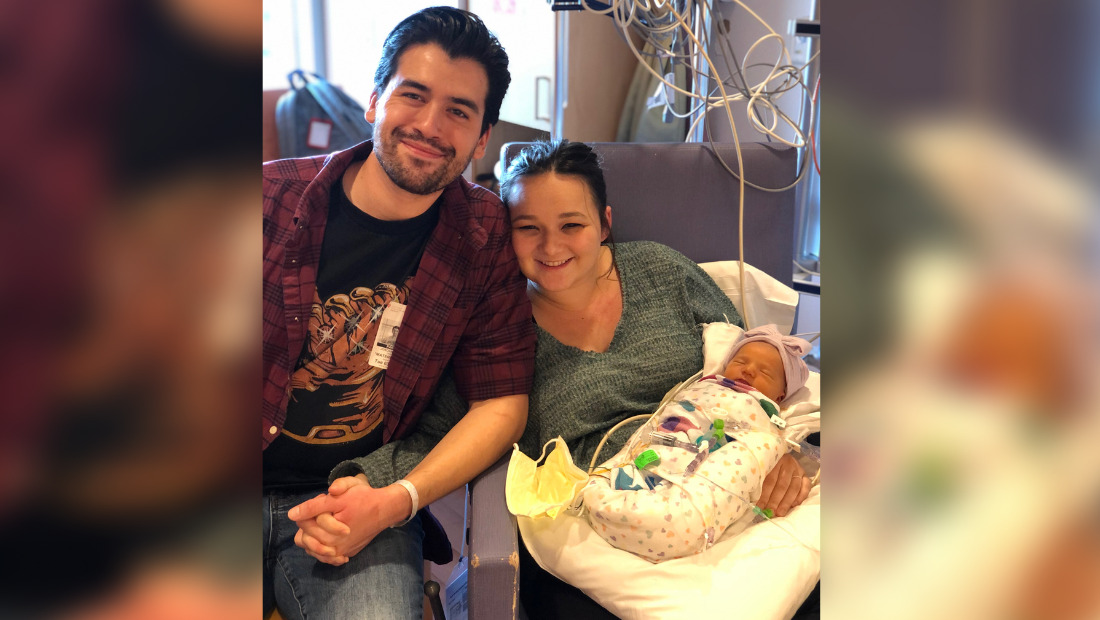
{"left": 306, "top": 140, "right": 811, "bottom": 617}
{"left": 499, "top": 140, "right": 810, "bottom": 617}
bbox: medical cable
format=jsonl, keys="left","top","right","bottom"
{"left": 809, "top": 74, "right": 821, "bottom": 175}
{"left": 603, "top": 0, "right": 802, "bottom": 327}
{"left": 585, "top": 0, "right": 821, "bottom": 329}
{"left": 597, "top": 0, "right": 818, "bottom": 185}
{"left": 588, "top": 369, "right": 705, "bottom": 473}
{"left": 793, "top": 260, "right": 820, "bottom": 277}
{"left": 695, "top": 61, "right": 817, "bottom": 192}
{"left": 597, "top": 0, "right": 814, "bottom": 146}
{"left": 792, "top": 331, "right": 820, "bottom": 344}
{"left": 587, "top": 414, "right": 651, "bottom": 475}
{"left": 648, "top": 0, "right": 752, "bottom": 328}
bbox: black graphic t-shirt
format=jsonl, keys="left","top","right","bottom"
{"left": 263, "top": 173, "right": 440, "bottom": 492}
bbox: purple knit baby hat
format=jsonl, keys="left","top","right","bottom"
{"left": 723, "top": 324, "right": 812, "bottom": 405}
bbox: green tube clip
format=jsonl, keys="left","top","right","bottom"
{"left": 634, "top": 449, "right": 660, "bottom": 470}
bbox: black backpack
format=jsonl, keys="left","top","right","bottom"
{"left": 275, "top": 70, "right": 373, "bottom": 159}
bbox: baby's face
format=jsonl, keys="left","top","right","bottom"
{"left": 722, "top": 341, "right": 787, "bottom": 403}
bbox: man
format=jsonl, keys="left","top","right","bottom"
{"left": 262, "top": 8, "right": 534, "bottom": 618}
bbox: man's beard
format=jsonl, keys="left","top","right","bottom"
{"left": 375, "top": 127, "right": 473, "bottom": 195}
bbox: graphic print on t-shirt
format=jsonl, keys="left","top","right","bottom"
{"left": 283, "top": 279, "right": 409, "bottom": 445}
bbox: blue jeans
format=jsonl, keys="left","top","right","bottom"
{"left": 263, "top": 491, "right": 425, "bottom": 620}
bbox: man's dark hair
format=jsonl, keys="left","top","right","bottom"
{"left": 375, "top": 7, "right": 510, "bottom": 134}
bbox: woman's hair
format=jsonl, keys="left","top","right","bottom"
{"left": 498, "top": 140, "right": 616, "bottom": 270}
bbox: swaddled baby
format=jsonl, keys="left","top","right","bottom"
{"left": 582, "top": 325, "right": 812, "bottom": 562}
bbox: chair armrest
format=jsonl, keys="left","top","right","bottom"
{"left": 467, "top": 453, "right": 519, "bottom": 620}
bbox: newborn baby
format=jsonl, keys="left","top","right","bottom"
{"left": 582, "top": 325, "right": 812, "bottom": 562}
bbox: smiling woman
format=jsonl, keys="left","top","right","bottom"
{"left": 505, "top": 171, "right": 620, "bottom": 354}
{"left": 508, "top": 174, "right": 611, "bottom": 292}
{"left": 495, "top": 140, "right": 810, "bottom": 618}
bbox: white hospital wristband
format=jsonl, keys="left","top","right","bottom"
{"left": 392, "top": 479, "right": 419, "bottom": 527}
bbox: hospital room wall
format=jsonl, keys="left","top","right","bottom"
{"left": 467, "top": 10, "right": 641, "bottom": 184}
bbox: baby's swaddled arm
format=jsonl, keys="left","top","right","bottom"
{"left": 690, "top": 380, "right": 812, "bottom": 517}
{"left": 714, "top": 381, "right": 812, "bottom": 517}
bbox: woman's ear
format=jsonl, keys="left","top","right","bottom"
{"left": 602, "top": 205, "right": 613, "bottom": 241}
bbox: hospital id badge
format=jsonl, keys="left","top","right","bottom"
{"left": 368, "top": 302, "right": 406, "bottom": 370}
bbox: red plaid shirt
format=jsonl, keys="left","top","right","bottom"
{"left": 262, "top": 141, "right": 535, "bottom": 449}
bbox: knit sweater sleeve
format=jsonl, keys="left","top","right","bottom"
{"left": 677, "top": 247, "right": 744, "bottom": 328}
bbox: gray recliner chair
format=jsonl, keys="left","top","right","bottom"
{"left": 465, "top": 141, "right": 800, "bottom": 619}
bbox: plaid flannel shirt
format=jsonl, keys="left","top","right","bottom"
{"left": 262, "top": 141, "right": 535, "bottom": 449}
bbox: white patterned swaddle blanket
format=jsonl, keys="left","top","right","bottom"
{"left": 582, "top": 375, "right": 786, "bottom": 562}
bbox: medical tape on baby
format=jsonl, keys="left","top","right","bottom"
{"left": 368, "top": 301, "right": 406, "bottom": 369}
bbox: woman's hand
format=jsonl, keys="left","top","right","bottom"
{"left": 757, "top": 453, "right": 812, "bottom": 517}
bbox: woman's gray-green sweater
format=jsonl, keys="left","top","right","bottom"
{"left": 330, "top": 241, "right": 741, "bottom": 485}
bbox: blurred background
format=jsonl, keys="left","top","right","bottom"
{"left": 0, "top": 0, "right": 258, "bottom": 617}
{"left": 0, "top": 0, "right": 1096, "bottom": 617}
{"left": 826, "top": 0, "right": 1100, "bottom": 618}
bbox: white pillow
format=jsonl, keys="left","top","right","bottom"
{"left": 701, "top": 321, "right": 746, "bottom": 375}
{"left": 698, "top": 261, "right": 799, "bottom": 336}
{"left": 519, "top": 486, "right": 821, "bottom": 620}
